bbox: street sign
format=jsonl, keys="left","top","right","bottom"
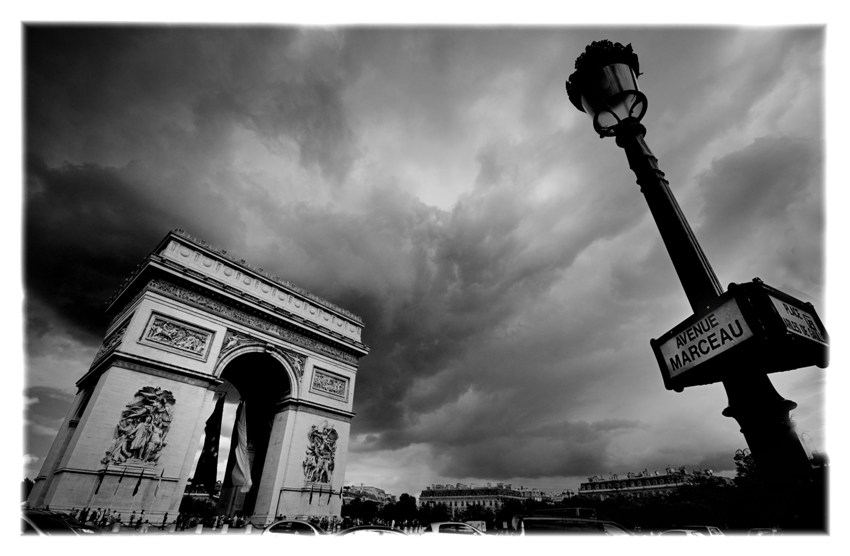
{"left": 657, "top": 297, "right": 753, "bottom": 382}
{"left": 650, "top": 278, "right": 828, "bottom": 391}
{"left": 767, "top": 295, "right": 827, "bottom": 346}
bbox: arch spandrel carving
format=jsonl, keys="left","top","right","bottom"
{"left": 213, "top": 339, "right": 305, "bottom": 401}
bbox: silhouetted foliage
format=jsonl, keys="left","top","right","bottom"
{"left": 378, "top": 493, "right": 420, "bottom": 525}
{"left": 341, "top": 496, "right": 380, "bottom": 524}
{"left": 340, "top": 449, "right": 827, "bottom": 534}
{"left": 459, "top": 503, "right": 496, "bottom": 529}
{"left": 417, "top": 501, "right": 452, "bottom": 525}
{"left": 734, "top": 448, "right": 759, "bottom": 486}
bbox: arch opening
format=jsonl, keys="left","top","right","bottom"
{"left": 184, "top": 352, "right": 292, "bottom": 520}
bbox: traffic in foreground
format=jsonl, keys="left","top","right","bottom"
{"left": 23, "top": 508, "right": 786, "bottom": 537}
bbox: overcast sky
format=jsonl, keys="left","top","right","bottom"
{"left": 20, "top": 23, "right": 831, "bottom": 498}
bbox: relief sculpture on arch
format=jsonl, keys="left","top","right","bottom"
{"left": 102, "top": 386, "right": 176, "bottom": 465}
{"left": 302, "top": 421, "right": 338, "bottom": 484}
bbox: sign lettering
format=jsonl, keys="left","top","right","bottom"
{"left": 659, "top": 298, "right": 753, "bottom": 379}
{"left": 769, "top": 295, "right": 827, "bottom": 346}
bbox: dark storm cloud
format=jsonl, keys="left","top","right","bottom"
{"left": 696, "top": 135, "right": 824, "bottom": 291}
{"left": 24, "top": 26, "right": 364, "bottom": 336}
{"left": 241, "top": 133, "right": 646, "bottom": 450}
{"left": 246, "top": 75, "right": 359, "bottom": 182}
{"left": 26, "top": 25, "right": 359, "bottom": 182}
{"left": 436, "top": 419, "right": 643, "bottom": 479}
{"left": 24, "top": 155, "right": 180, "bottom": 337}
{"left": 22, "top": 26, "right": 825, "bottom": 492}
{"left": 24, "top": 387, "right": 75, "bottom": 475}
{"left": 699, "top": 136, "right": 819, "bottom": 240}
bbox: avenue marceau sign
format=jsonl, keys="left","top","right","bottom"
{"left": 650, "top": 278, "right": 828, "bottom": 391}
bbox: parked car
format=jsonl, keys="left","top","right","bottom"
{"left": 681, "top": 525, "right": 724, "bottom": 536}
{"left": 22, "top": 509, "right": 98, "bottom": 535}
{"left": 525, "top": 507, "right": 598, "bottom": 520}
{"left": 748, "top": 527, "right": 781, "bottom": 536}
{"left": 515, "top": 516, "right": 632, "bottom": 535}
{"left": 337, "top": 525, "right": 407, "bottom": 536}
{"left": 262, "top": 519, "right": 325, "bottom": 535}
{"left": 422, "top": 522, "right": 486, "bottom": 535}
{"left": 660, "top": 529, "right": 704, "bottom": 536}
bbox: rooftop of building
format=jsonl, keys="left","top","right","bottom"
{"left": 582, "top": 466, "right": 716, "bottom": 484}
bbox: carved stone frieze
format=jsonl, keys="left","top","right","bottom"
{"left": 281, "top": 350, "right": 307, "bottom": 380}
{"left": 217, "top": 330, "right": 256, "bottom": 363}
{"left": 163, "top": 232, "right": 363, "bottom": 342}
{"left": 217, "top": 332, "right": 307, "bottom": 380}
{"left": 141, "top": 313, "right": 213, "bottom": 360}
{"left": 93, "top": 319, "right": 130, "bottom": 362}
{"left": 171, "top": 229, "right": 362, "bottom": 321}
{"left": 310, "top": 369, "right": 348, "bottom": 401}
{"left": 148, "top": 279, "right": 359, "bottom": 366}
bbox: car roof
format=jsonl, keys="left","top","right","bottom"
{"left": 339, "top": 525, "right": 407, "bottom": 535}
{"left": 523, "top": 516, "right": 607, "bottom": 523}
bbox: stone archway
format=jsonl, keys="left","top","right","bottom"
{"left": 207, "top": 351, "right": 292, "bottom": 517}
{"left": 27, "top": 230, "right": 368, "bottom": 526}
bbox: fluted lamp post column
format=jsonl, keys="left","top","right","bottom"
{"left": 565, "top": 40, "right": 813, "bottom": 482}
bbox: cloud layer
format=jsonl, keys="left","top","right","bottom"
{"left": 23, "top": 26, "right": 826, "bottom": 495}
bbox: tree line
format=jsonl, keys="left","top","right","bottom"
{"left": 343, "top": 450, "right": 827, "bottom": 533}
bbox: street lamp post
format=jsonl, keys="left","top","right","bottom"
{"left": 566, "top": 40, "right": 813, "bottom": 482}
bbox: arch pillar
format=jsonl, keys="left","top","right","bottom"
{"left": 251, "top": 402, "right": 354, "bottom": 525}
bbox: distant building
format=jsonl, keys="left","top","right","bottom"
{"left": 343, "top": 484, "right": 396, "bottom": 506}
{"left": 578, "top": 466, "right": 729, "bottom": 500}
{"left": 419, "top": 482, "right": 557, "bottom": 516}
{"left": 551, "top": 489, "right": 577, "bottom": 503}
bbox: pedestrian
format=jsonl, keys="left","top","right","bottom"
{"left": 162, "top": 512, "right": 168, "bottom": 529}
{"left": 129, "top": 510, "right": 136, "bottom": 527}
{"left": 140, "top": 519, "right": 150, "bottom": 534}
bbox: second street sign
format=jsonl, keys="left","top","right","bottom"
{"left": 651, "top": 278, "right": 829, "bottom": 391}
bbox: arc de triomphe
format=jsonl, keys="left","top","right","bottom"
{"left": 27, "top": 229, "right": 369, "bottom": 525}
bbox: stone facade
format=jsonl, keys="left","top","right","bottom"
{"left": 28, "top": 230, "right": 368, "bottom": 526}
{"left": 419, "top": 483, "right": 542, "bottom": 517}
{"left": 577, "top": 467, "right": 726, "bottom": 500}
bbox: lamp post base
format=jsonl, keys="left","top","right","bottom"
{"left": 721, "top": 373, "right": 813, "bottom": 483}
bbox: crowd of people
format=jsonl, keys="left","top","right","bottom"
{"left": 53, "top": 506, "right": 406, "bottom": 534}
{"left": 59, "top": 507, "right": 262, "bottom": 533}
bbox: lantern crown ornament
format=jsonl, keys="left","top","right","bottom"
{"left": 566, "top": 40, "right": 647, "bottom": 137}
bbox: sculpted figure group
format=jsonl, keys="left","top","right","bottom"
{"left": 302, "top": 422, "right": 338, "bottom": 484}
{"left": 148, "top": 318, "right": 207, "bottom": 355}
{"left": 102, "top": 386, "right": 176, "bottom": 465}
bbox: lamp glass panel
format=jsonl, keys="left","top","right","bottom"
{"left": 579, "top": 63, "right": 640, "bottom": 119}
{"left": 607, "top": 92, "right": 639, "bottom": 121}
{"left": 595, "top": 109, "right": 620, "bottom": 130}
